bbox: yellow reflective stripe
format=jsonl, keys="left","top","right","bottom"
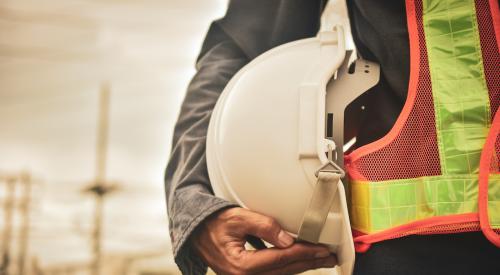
{"left": 488, "top": 174, "right": 500, "bottom": 228}
{"left": 350, "top": 174, "right": 500, "bottom": 233}
{"left": 424, "top": 0, "right": 491, "bottom": 175}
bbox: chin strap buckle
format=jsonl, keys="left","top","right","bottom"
{"left": 315, "top": 143, "right": 345, "bottom": 177}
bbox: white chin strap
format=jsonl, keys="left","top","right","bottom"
{"left": 298, "top": 172, "right": 342, "bottom": 243}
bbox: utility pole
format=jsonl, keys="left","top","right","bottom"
{"left": 1, "top": 175, "right": 16, "bottom": 275}
{"left": 17, "top": 172, "right": 32, "bottom": 275}
{"left": 0, "top": 172, "right": 35, "bottom": 275}
{"left": 82, "top": 84, "right": 119, "bottom": 275}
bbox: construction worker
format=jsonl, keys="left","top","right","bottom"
{"left": 165, "top": 0, "right": 500, "bottom": 274}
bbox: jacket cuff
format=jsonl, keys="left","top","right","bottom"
{"left": 172, "top": 199, "right": 237, "bottom": 274}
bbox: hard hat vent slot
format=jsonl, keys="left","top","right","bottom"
{"left": 326, "top": 113, "right": 334, "bottom": 138}
{"left": 348, "top": 62, "right": 356, "bottom": 74}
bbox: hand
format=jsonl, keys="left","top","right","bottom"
{"left": 192, "top": 207, "right": 337, "bottom": 274}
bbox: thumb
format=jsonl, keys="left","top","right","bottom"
{"left": 240, "top": 209, "right": 295, "bottom": 249}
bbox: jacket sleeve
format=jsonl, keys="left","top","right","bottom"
{"left": 164, "top": 20, "right": 248, "bottom": 274}
{"left": 165, "top": 1, "right": 324, "bottom": 273}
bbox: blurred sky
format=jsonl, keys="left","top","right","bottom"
{"left": 0, "top": 0, "right": 227, "bottom": 268}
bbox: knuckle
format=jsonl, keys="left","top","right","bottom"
{"left": 289, "top": 243, "right": 313, "bottom": 259}
{"left": 222, "top": 207, "right": 242, "bottom": 219}
{"left": 229, "top": 207, "right": 244, "bottom": 216}
{"left": 304, "top": 245, "right": 329, "bottom": 259}
{"left": 260, "top": 217, "right": 279, "bottom": 232}
{"left": 223, "top": 209, "right": 246, "bottom": 224}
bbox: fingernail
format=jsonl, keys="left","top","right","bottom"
{"left": 278, "top": 230, "right": 294, "bottom": 247}
{"left": 315, "top": 250, "right": 330, "bottom": 258}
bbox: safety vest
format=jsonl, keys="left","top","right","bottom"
{"left": 345, "top": 0, "right": 500, "bottom": 251}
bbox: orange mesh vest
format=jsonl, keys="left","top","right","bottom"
{"left": 345, "top": 0, "right": 500, "bottom": 252}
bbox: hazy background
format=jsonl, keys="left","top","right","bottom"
{"left": 0, "top": 0, "right": 350, "bottom": 274}
{"left": 0, "top": 0, "right": 226, "bottom": 274}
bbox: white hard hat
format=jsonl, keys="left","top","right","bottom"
{"left": 206, "top": 26, "right": 379, "bottom": 275}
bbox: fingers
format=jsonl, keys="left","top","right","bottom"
{"left": 240, "top": 242, "right": 332, "bottom": 273}
{"left": 261, "top": 254, "right": 337, "bottom": 275}
{"left": 237, "top": 209, "right": 294, "bottom": 248}
{"left": 193, "top": 207, "right": 337, "bottom": 275}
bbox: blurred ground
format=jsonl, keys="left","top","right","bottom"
{"left": 0, "top": 0, "right": 227, "bottom": 274}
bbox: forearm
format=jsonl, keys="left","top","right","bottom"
{"left": 164, "top": 22, "right": 248, "bottom": 274}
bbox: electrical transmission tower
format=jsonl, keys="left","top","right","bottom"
{"left": 0, "top": 175, "right": 16, "bottom": 275}
{"left": 82, "top": 84, "right": 120, "bottom": 275}
{"left": 17, "top": 172, "right": 32, "bottom": 275}
{"left": 0, "top": 172, "right": 33, "bottom": 275}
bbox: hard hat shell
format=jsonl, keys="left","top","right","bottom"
{"left": 207, "top": 27, "right": 355, "bottom": 274}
